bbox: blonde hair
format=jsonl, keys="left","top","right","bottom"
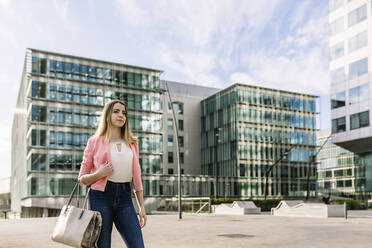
{"left": 95, "top": 100, "right": 137, "bottom": 146}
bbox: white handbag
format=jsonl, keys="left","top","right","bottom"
{"left": 52, "top": 183, "right": 102, "bottom": 248}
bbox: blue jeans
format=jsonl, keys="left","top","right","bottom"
{"left": 90, "top": 181, "right": 145, "bottom": 248}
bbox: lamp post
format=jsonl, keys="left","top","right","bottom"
{"left": 214, "top": 127, "right": 222, "bottom": 199}
{"left": 164, "top": 81, "right": 183, "bottom": 219}
{"left": 264, "top": 146, "right": 294, "bottom": 200}
{"left": 306, "top": 135, "right": 332, "bottom": 201}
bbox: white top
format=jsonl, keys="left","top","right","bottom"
{"left": 108, "top": 142, "right": 133, "bottom": 183}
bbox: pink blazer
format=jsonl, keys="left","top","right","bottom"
{"left": 79, "top": 135, "right": 143, "bottom": 192}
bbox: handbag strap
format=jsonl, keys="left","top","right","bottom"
{"left": 65, "top": 182, "right": 91, "bottom": 213}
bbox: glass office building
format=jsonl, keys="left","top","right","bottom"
{"left": 201, "top": 84, "right": 318, "bottom": 198}
{"left": 329, "top": 0, "right": 372, "bottom": 196}
{"left": 317, "top": 129, "right": 369, "bottom": 199}
{"left": 317, "top": 129, "right": 355, "bottom": 197}
{"left": 11, "top": 49, "right": 323, "bottom": 217}
{"left": 11, "top": 49, "right": 162, "bottom": 217}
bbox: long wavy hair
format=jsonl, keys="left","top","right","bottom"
{"left": 95, "top": 100, "right": 137, "bottom": 146}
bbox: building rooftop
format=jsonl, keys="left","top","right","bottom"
{"left": 161, "top": 80, "right": 221, "bottom": 99}
{"left": 203, "top": 83, "right": 318, "bottom": 102}
{"left": 29, "top": 48, "right": 163, "bottom": 73}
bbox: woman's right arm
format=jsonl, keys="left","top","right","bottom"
{"left": 79, "top": 162, "right": 113, "bottom": 186}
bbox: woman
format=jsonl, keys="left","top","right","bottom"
{"left": 78, "top": 99, "right": 146, "bottom": 248}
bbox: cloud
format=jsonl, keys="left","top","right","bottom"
{"left": 233, "top": 46, "right": 329, "bottom": 95}
{"left": 114, "top": 0, "right": 284, "bottom": 89}
{"left": 0, "top": 123, "right": 11, "bottom": 178}
{"left": 294, "top": 16, "right": 328, "bottom": 48}
{"left": 0, "top": 0, "right": 14, "bottom": 17}
{"left": 289, "top": 0, "right": 313, "bottom": 30}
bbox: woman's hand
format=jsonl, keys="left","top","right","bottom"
{"left": 139, "top": 208, "right": 147, "bottom": 228}
{"left": 97, "top": 161, "right": 114, "bottom": 178}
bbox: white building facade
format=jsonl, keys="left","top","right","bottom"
{"left": 329, "top": 0, "right": 372, "bottom": 195}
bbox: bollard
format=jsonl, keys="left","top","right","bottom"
{"left": 344, "top": 202, "right": 347, "bottom": 219}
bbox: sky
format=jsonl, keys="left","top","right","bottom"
{"left": 0, "top": 0, "right": 330, "bottom": 179}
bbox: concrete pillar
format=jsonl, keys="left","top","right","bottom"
{"left": 42, "top": 208, "right": 48, "bottom": 218}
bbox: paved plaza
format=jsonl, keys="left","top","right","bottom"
{"left": 1, "top": 211, "right": 372, "bottom": 248}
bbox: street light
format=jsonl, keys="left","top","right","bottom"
{"left": 305, "top": 135, "right": 331, "bottom": 201}
{"left": 164, "top": 81, "right": 183, "bottom": 220}
{"left": 214, "top": 127, "right": 222, "bottom": 199}
{"left": 264, "top": 146, "right": 294, "bottom": 200}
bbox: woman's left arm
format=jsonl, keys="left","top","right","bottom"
{"left": 135, "top": 190, "right": 147, "bottom": 228}
{"left": 133, "top": 141, "right": 146, "bottom": 228}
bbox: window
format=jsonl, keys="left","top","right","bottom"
{"left": 332, "top": 117, "right": 346, "bottom": 133}
{"left": 56, "top": 61, "right": 64, "bottom": 72}
{"left": 178, "top": 103, "right": 184, "bottom": 114}
{"left": 331, "top": 91, "right": 345, "bottom": 109}
{"left": 31, "top": 129, "right": 46, "bottom": 147}
{"left": 168, "top": 168, "right": 174, "bottom": 174}
{"left": 30, "top": 177, "right": 47, "bottom": 196}
{"left": 168, "top": 135, "right": 173, "bottom": 146}
{"left": 30, "top": 154, "right": 46, "bottom": 171}
{"left": 178, "top": 119, "right": 184, "bottom": 131}
{"left": 349, "top": 84, "right": 368, "bottom": 105}
{"left": 167, "top": 102, "right": 172, "bottom": 113}
{"left": 31, "top": 57, "right": 46, "bottom": 74}
{"left": 31, "top": 105, "right": 47, "bottom": 122}
{"left": 324, "top": 181, "right": 331, "bottom": 189}
{"left": 179, "top": 152, "right": 184, "bottom": 164}
{"left": 345, "top": 180, "right": 352, "bottom": 187}
{"left": 31, "top": 81, "right": 46, "bottom": 98}
{"left": 349, "top": 58, "right": 368, "bottom": 79}
{"left": 178, "top": 136, "right": 184, "bottom": 148}
{"left": 152, "top": 158, "right": 161, "bottom": 174}
{"left": 168, "top": 118, "right": 173, "bottom": 130}
{"left": 336, "top": 180, "right": 344, "bottom": 188}
{"left": 334, "top": 169, "right": 343, "bottom": 177}
{"left": 151, "top": 97, "right": 161, "bottom": 111}
{"left": 330, "top": 67, "right": 345, "bottom": 84}
{"left": 240, "top": 164, "right": 246, "bottom": 177}
{"left": 58, "top": 178, "right": 75, "bottom": 195}
{"left": 330, "top": 41, "right": 344, "bottom": 60}
{"left": 350, "top": 111, "right": 369, "bottom": 130}
{"left": 152, "top": 76, "right": 160, "bottom": 89}
{"left": 168, "top": 152, "right": 174, "bottom": 163}
{"left": 329, "top": 0, "right": 343, "bottom": 12}
{"left": 348, "top": 4, "right": 367, "bottom": 27}
{"left": 349, "top": 30, "right": 367, "bottom": 53}
{"left": 329, "top": 17, "right": 344, "bottom": 36}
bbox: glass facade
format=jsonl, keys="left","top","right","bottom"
{"left": 348, "top": 30, "right": 368, "bottom": 53}
{"left": 329, "top": 0, "right": 343, "bottom": 12}
{"left": 350, "top": 111, "right": 369, "bottom": 130}
{"left": 25, "top": 50, "right": 163, "bottom": 199}
{"left": 348, "top": 4, "right": 367, "bottom": 27}
{"left": 329, "top": 17, "right": 344, "bottom": 36}
{"left": 329, "top": 0, "right": 372, "bottom": 199}
{"left": 349, "top": 83, "right": 368, "bottom": 105}
{"left": 330, "top": 41, "right": 344, "bottom": 60}
{"left": 349, "top": 57, "right": 368, "bottom": 79}
{"left": 332, "top": 117, "right": 346, "bottom": 133}
{"left": 48, "top": 59, "right": 160, "bottom": 90}
{"left": 317, "top": 134, "right": 372, "bottom": 197}
{"left": 201, "top": 84, "right": 317, "bottom": 198}
{"left": 331, "top": 91, "right": 345, "bottom": 109}
{"left": 330, "top": 67, "right": 345, "bottom": 84}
